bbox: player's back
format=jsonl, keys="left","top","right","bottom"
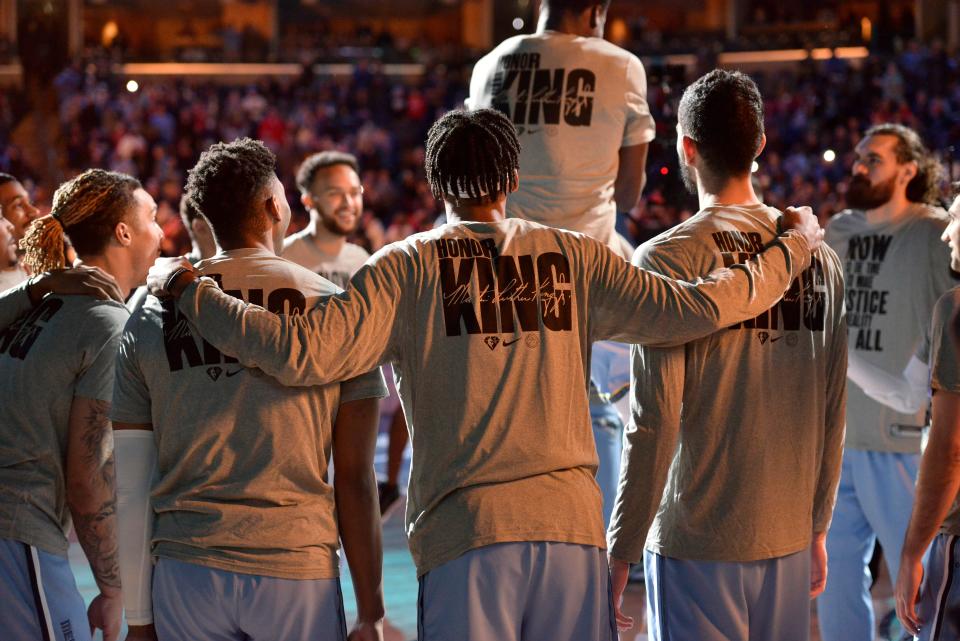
{"left": 636, "top": 203, "right": 846, "bottom": 561}
{"left": 112, "top": 248, "right": 382, "bottom": 580}
{"left": 0, "top": 295, "right": 128, "bottom": 555}
{"left": 467, "top": 33, "right": 654, "bottom": 246}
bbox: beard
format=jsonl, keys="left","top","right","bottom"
{"left": 679, "top": 160, "right": 698, "bottom": 195}
{"left": 319, "top": 208, "right": 358, "bottom": 236}
{"left": 846, "top": 175, "right": 897, "bottom": 210}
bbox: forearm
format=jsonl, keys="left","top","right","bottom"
{"left": 848, "top": 352, "right": 929, "bottom": 414}
{"left": 336, "top": 469, "right": 385, "bottom": 622}
{"left": 67, "top": 398, "right": 120, "bottom": 595}
{"left": 114, "top": 428, "right": 157, "bottom": 625}
{"left": 902, "top": 393, "right": 960, "bottom": 559}
{"left": 178, "top": 277, "right": 391, "bottom": 387}
{"left": 604, "top": 231, "right": 810, "bottom": 347}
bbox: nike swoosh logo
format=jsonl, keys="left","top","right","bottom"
{"left": 225, "top": 369, "right": 244, "bottom": 377}
{"left": 503, "top": 337, "right": 521, "bottom": 347}
{"left": 770, "top": 336, "right": 784, "bottom": 343}
{"left": 527, "top": 128, "right": 540, "bottom": 134}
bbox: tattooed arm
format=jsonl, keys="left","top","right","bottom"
{"left": 66, "top": 396, "right": 123, "bottom": 641}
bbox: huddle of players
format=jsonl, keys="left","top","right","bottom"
{"left": 1, "top": 3, "right": 959, "bottom": 641}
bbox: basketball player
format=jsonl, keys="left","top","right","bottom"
{"left": 283, "top": 150, "right": 407, "bottom": 516}
{"left": 0, "top": 215, "right": 23, "bottom": 290}
{"left": 606, "top": 69, "right": 847, "bottom": 641}
{"left": 111, "top": 139, "right": 387, "bottom": 641}
{"left": 0, "top": 172, "right": 40, "bottom": 286}
{"left": 817, "top": 124, "right": 956, "bottom": 641}
{"left": 148, "top": 109, "right": 821, "bottom": 641}
{"left": 0, "top": 169, "right": 163, "bottom": 641}
{"left": 466, "top": 0, "right": 653, "bottom": 251}
{"left": 895, "top": 189, "right": 960, "bottom": 641}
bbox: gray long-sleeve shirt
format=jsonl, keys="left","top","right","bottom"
{"left": 607, "top": 204, "right": 847, "bottom": 563}
{"left": 173, "top": 218, "right": 811, "bottom": 575}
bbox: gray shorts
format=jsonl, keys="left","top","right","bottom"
{"left": 645, "top": 547, "right": 810, "bottom": 641}
{"left": 153, "top": 556, "right": 347, "bottom": 641}
{"left": 917, "top": 533, "right": 960, "bottom": 641}
{"left": 0, "top": 537, "right": 91, "bottom": 641}
{"left": 418, "top": 541, "right": 616, "bottom": 641}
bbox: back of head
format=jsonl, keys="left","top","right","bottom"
{"left": 21, "top": 169, "right": 140, "bottom": 273}
{"left": 864, "top": 123, "right": 943, "bottom": 205}
{"left": 0, "top": 173, "right": 16, "bottom": 189}
{"left": 425, "top": 108, "right": 521, "bottom": 206}
{"left": 296, "top": 151, "right": 360, "bottom": 195}
{"left": 185, "top": 137, "right": 277, "bottom": 247}
{"left": 542, "top": 0, "right": 612, "bottom": 15}
{"left": 678, "top": 69, "right": 764, "bottom": 190}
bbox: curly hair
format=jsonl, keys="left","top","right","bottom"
{"left": 865, "top": 124, "right": 944, "bottom": 205}
{"left": 678, "top": 69, "right": 765, "bottom": 191}
{"left": 425, "top": 108, "right": 521, "bottom": 206}
{"left": 185, "top": 137, "right": 278, "bottom": 246}
{"left": 20, "top": 169, "right": 140, "bottom": 274}
{"left": 295, "top": 151, "right": 360, "bottom": 195}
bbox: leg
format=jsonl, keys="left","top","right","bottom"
{"left": 418, "top": 543, "right": 526, "bottom": 641}
{"left": 748, "top": 550, "right": 811, "bottom": 641}
{"left": 644, "top": 550, "right": 750, "bottom": 641}
{"left": 241, "top": 574, "right": 346, "bottom": 641}
{"left": 521, "top": 543, "right": 616, "bottom": 641}
{"left": 855, "top": 451, "right": 920, "bottom": 587}
{"left": 0, "top": 539, "right": 92, "bottom": 641}
{"left": 152, "top": 557, "right": 241, "bottom": 641}
{"left": 817, "top": 451, "right": 876, "bottom": 641}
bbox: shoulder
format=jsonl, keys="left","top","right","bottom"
{"left": 67, "top": 298, "right": 130, "bottom": 344}
{"left": 281, "top": 229, "right": 310, "bottom": 253}
{"left": 906, "top": 204, "right": 950, "bottom": 236}
{"left": 633, "top": 214, "right": 713, "bottom": 271}
{"left": 933, "top": 287, "right": 960, "bottom": 326}
{"left": 343, "top": 242, "right": 371, "bottom": 261}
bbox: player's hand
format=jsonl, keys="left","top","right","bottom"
{"left": 895, "top": 555, "right": 925, "bottom": 636}
{"left": 781, "top": 206, "right": 824, "bottom": 252}
{"left": 609, "top": 557, "right": 635, "bottom": 631}
{"left": 87, "top": 591, "right": 123, "bottom": 641}
{"left": 125, "top": 624, "right": 159, "bottom": 641}
{"left": 147, "top": 256, "right": 194, "bottom": 298}
{"left": 809, "top": 532, "right": 828, "bottom": 598}
{"left": 347, "top": 619, "right": 384, "bottom": 641}
{"left": 27, "top": 266, "right": 125, "bottom": 304}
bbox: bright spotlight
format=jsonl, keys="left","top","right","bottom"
{"left": 126, "top": 80, "right": 139, "bottom": 93}
{"left": 751, "top": 161, "right": 759, "bottom": 173}
{"left": 512, "top": 18, "right": 524, "bottom": 31}
{"left": 823, "top": 149, "right": 836, "bottom": 162}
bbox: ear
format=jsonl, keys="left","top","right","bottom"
{"left": 300, "top": 192, "right": 313, "bottom": 211}
{"left": 115, "top": 220, "right": 133, "bottom": 247}
{"left": 681, "top": 135, "right": 698, "bottom": 167}
{"left": 265, "top": 193, "right": 282, "bottom": 223}
{"left": 756, "top": 133, "right": 767, "bottom": 158}
{"left": 190, "top": 217, "right": 209, "bottom": 238}
{"left": 900, "top": 160, "right": 918, "bottom": 184}
{"left": 510, "top": 169, "right": 520, "bottom": 194}
{"left": 589, "top": 4, "right": 601, "bottom": 29}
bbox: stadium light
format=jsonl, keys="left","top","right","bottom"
{"left": 823, "top": 149, "right": 836, "bottom": 163}
{"left": 751, "top": 161, "right": 759, "bottom": 173}
{"left": 126, "top": 80, "right": 139, "bottom": 93}
{"left": 660, "top": 166, "right": 668, "bottom": 176}
{"left": 512, "top": 18, "right": 524, "bottom": 31}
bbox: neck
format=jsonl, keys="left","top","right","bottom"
{"left": 444, "top": 198, "right": 507, "bottom": 223}
{"left": 78, "top": 251, "right": 138, "bottom": 295}
{"left": 219, "top": 233, "right": 279, "bottom": 256}
{"left": 698, "top": 174, "right": 761, "bottom": 210}
{"left": 306, "top": 215, "right": 348, "bottom": 254}
{"left": 865, "top": 193, "right": 916, "bottom": 225}
{"left": 537, "top": 9, "right": 594, "bottom": 37}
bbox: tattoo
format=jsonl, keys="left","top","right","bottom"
{"left": 70, "top": 398, "right": 120, "bottom": 590}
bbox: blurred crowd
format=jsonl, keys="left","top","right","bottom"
{"left": 2, "top": 35, "right": 958, "bottom": 255}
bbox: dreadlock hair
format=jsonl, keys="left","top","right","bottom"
{"left": 20, "top": 169, "right": 141, "bottom": 274}
{"left": 424, "top": 108, "right": 521, "bottom": 207}
{"left": 185, "top": 137, "right": 278, "bottom": 248}
{"left": 296, "top": 151, "right": 360, "bottom": 195}
{"left": 865, "top": 124, "right": 944, "bottom": 205}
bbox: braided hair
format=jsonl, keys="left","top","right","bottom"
{"left": 20, "top": 169, "right": 141, "bottom": 274}
{"left": 424, "top": 108, "right": 521, "bottom": 206}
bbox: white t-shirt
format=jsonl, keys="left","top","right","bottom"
{"left": 282, "top": 230, "right": 370, "bottom": 289}
{"left": 467, "top": 31, "right": 656, "bottom": 249}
